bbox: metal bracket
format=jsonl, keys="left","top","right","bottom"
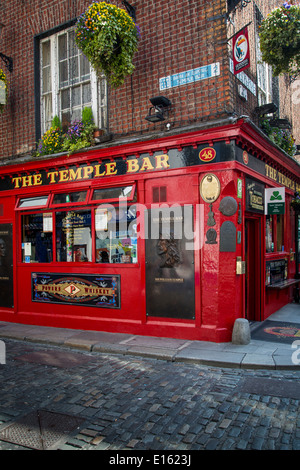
{"left": 0, "top": 52, "right": 13, "bottom": 72}
{"left": 122, "top": 0, "right": 136, "bottom": 22}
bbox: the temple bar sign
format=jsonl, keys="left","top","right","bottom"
{"left": 265, "top": 187, "right": 285, "bottom": 215}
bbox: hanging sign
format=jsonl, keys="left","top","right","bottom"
{"left": 265, "top": 187, "right": 285, "bottom": 215}
{"left": 233, "top": 26, "right": 250, "bottom": 75}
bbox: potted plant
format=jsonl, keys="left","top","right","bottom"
{"left": 259, "top": 2, "right": 300, "bottom": 76}
{"left": 62, "top": 107, "right": 96, "bottom": 155}
{"left": 36, "top": 116, "right": 64, "bottom": 156}
{"left": 75, "top": 1, "right": 140, "bottom": 88}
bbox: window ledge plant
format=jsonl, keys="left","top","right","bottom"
{"left": 75, "top": 1, "right": 140, "bottom": 88}
{"left": 259, "top": 2, "right": 300, "bottom": 77}
{"left": 260, "top": 118, "right": 297, "bottom": 158}
{"left": 35, "top": 108, "right": 98, "bottom": 157}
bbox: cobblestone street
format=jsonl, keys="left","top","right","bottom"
{"left": 0, "top": 338, "right": 300, "bottom": 453}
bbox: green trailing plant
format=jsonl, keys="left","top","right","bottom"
{"left": 259, "top": 2, "right": 300, "bottom": 76}
{"left": 51, "top": 115, "right": 62, "bottom": 129}
{"left": 75, "top": 1, "right": 140, "bottom": 88}
{"left": 260, "top": 118, "right": 297, "bottom": 157}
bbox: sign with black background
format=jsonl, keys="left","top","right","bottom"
{"left": 245, "top": 178, "right": 265, "bottom": 213}
{"left": 0, "top": 224, "right": 13, "bottom": 308}
{"left": 32, "top": 273, "right": 120, "bottom": 309}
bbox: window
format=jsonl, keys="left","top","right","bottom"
{"left": 22, "top": 213, "right": 53, "bottom": 263}
{"left": 95, "top": 205, "right": 138, "bottom": 263}
{"left": 56, "top": 210, "right": 92, "bottom": 262}
{"left": 19, "top": 186, "right": 138, "bottom": 264}
{"left": 266, "top": 214, "right": 284, "bottom": 253}
{"left": 52, "top": 190, "right": 87, "bottom": 205}
{"left": 255, "top": 5, "right": 277, "bottom": 107}
{"left": 40, "top": 26, "right": 107, "bottom": 134}
{"left": 18, "top": 195, "right": 49, "bottom": 209}
{"left": 91, "top": 185, "right": 136, "bottom": 202}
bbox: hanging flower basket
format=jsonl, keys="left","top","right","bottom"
{"left": 75, "top": 2, "right": 140, "bottom": 88}
{"left": 259, "top": 3, "right": 300, "bottom": 76}
{"left": 291, "top": 191, "right": 300, "bottom": 213}
{"left": 0, "top": 69, "right": 7, "bottom": 113}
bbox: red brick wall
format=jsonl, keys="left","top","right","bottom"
{"left": 0, "top": 0, "right": 239, "bottom": 160}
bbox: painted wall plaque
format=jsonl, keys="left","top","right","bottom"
{"left": 200, "top": 174, "right": 221, "bottom": 203}
{"left": 145, "top": 206, "right": 195, "bottom": 319}
{"left": 219, "top": 196, "right": 238, "bottom": 216}
{"left": 220, "top": 221, "right": 236, "bottom": 252}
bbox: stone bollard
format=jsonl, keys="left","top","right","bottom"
{"left": 232, "top": 318, "right": 251, "bottom": 345}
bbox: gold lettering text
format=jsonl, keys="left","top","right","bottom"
{"left": 155, "top": 154, "right": 170, "bottom": 169}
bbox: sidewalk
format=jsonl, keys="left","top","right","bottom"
{"left": 0, "top": 303, "right": 299, "bottom": 370}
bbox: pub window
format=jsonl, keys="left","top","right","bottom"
{"left": 56, "top": 210, "right": 92, "bottom": 262}
{"left": 91, "top": 185, "right": 136, "bottom": 202}
{"left": 18, "top": 195, "right": 49, "bottom": 209}
{"left": 266, "top": 215, "right": 273, "bottom": 252}
{"left": 21, "top": 213, "right": 53, "bottom": 263}
{"left": 276, "top": 214, "right": 284, "bottom": 252}
{"left": 266, "top": 215, "right": 284, "bottom": 252}
{"left": 19, "top": 184, "right": 138, "bottom": 264}
{"left": 95, "top": 205, "right": 138, "bottom": 263}
{"left": 52, "top": 190, "right": 88, "bottom": 205}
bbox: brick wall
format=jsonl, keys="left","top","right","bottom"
{"left": 0, "top": 0, "right": 296, "bottom": 162}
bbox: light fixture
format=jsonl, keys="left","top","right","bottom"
{"left": 269, "top": 118, "right": 291, "bottom": 129}
{"left": 145, "top": 96, "right": 171, "bottom": 123}
{"left": 254, "top": 103, "right": 277, "bottom": 115}
{"left": 0, "top": 23, "right": 13, "bottom": 72}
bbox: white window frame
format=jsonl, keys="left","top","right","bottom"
{"left": 40, "top": 26, "right": 107, "bottom": 134}
{"left": 255, "top": 4, "right": 273, "bottom": 106}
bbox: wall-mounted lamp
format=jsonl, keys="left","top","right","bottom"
{"left": 254, "top": 103, "right": 277, "bottom": 116}
{"left": 145, "top": 96, "right": 171, "bottom": 123}
{"left": 0, "top": 23, "right": 13, "bottom": 72}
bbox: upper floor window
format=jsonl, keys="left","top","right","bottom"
{"left": 40, "top": 26, "right": 107, "bottom": 134}
{"left": 254, "top": 5, "right": 279, "bottom": 109}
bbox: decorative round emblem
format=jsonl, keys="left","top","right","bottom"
{"left": 234, "top": 34, "right": 248, "bottom": 64}
{"left": 243, "top": 151, "right": 249, "bottom": 165}
{"left": 199, "top": 147, "right": 216, "bottom": 162}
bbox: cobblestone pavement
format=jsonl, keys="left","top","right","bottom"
{"left": 0, "top": 338, "right": 300, "bottom": 452}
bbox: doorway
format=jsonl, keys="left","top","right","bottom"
{"left": 245, "top": 217, "right": 262, "bottom": 321}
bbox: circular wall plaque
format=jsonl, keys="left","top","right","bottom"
{"left": 200, "top": 174, "right": 221, "bottom": 203}
{"left": 219, "top": 196, "right": 238, "bottom": 216}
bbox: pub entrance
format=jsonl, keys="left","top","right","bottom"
{"left": 245, "top": 216, "right": 262, "bottom": 321}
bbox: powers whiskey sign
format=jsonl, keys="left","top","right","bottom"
{"left": 32, "top": 273, "right": 120, "bottom": 308}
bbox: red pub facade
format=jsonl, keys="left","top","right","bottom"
{"left": 0, "top": 117, "right": 299, "bottom": 342}
{"left": 0, "top": 0, "right": 299, "bottom": 342}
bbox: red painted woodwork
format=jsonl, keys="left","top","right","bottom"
{"left": 0, "top": 120, "right": 299, "bottom": 342}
